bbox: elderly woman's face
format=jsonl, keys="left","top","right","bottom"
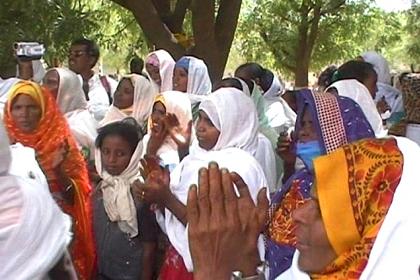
{"left": 42, "top": 70, "right": 60, "bottom": 98}
{"left": 292, "top": 199, "right": 336, "bottom": 273}
{"left": 146, "top": 63, "right": 161, "bottom": 86}
{"left": 10, "top": 94, "right": 42, "bottom": 133}
{"left": 298, "top": 106, "right": 318, "bottom": 143}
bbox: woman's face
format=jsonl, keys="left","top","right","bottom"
{"left": 146, "top": 63, "right": 161, "bottom": 86}
{"left": 363, "top": 72, "right": 378, "bottom": 99}
{"left": 100, "top": 134, "right": 134, "bottom": 176}
{"left": 173, "top": 67, "right": 188, "bottom": 92}
{"left": 292, "top": 199, "right": 336, "bottom": 273}
{"left": 298, "top": 106, "right": 318, "bottom": 143}
{"left": 150, "top": 101, "right": 166, "bottom": 133}
{"left": 10, "top": 94, "right": 42, "bottom": 133}
{"left": 196, "top": 110, "right": 220, "bottom": 150}
{"left": 114, "top": 78, "right": 134, "bottom": 109}
{"left": 42, "top": 70, "right": 60, "bottom": 99}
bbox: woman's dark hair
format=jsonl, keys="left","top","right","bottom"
{"left": 71, "top": 38, "right": 100, "bottom": 68}
{"left": 335, "top": 60, "right": 377, "bottom": 84}
{"left": 234, "top": 62, "right": 265, "bottom": 80}
{"left": 317, "top": 65, "right": 338, "bottom": 89}
{"left": 214, "top": 77, "right": 243, "bottom": 91}
{"left": 234, "top": 62, "right": 275, "bottom": 92}
{"left": 95, "top": 118, "right": 144, "bottom": 152}
{"left": 130, "top": 56, "right": 144, "bottom": 74}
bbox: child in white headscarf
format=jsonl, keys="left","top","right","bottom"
{"left": 93, "top": 119, "right": 159, "bottom": 280}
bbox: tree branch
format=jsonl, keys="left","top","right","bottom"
{"left": 109, "top": 0, "right": 184, "bottom": 57}
{"left": 320, "top": 0, "right": 346, "bottom": 16}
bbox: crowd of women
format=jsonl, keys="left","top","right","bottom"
{"left": 1, "top": 39, "right": 420, "bottom": 280}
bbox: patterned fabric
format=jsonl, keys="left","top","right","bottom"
{"left": 3, "top": 81, "right": 95, "bottom": 280}
{"left": 312, "top": 92, "right": 346, "bottom": 153}
{"left": 159, "top": 245, "right": 194, "bottom": 280}
{"left": 266, "top": 89, "right": 375, "bottom": 279}
{"left": 312, "top": 137, "right": 403, "bottom": 279}
{"left": 400, "top": 73, "right": 420, "bottom": 123}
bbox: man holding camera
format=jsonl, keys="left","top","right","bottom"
{"left": 68, "top": 38, "right": 117, "bottom": 122}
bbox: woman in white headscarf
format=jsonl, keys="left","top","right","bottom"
{"left": 100, "top": 74, "right": 156, "bottom": 131}
{"left": 361, "top": 51, "right": 404, "bottom": 124}
{"left": 43, "top": 67, "right": 98, "bottom": 160}
{"left": 0, "top": 121, "right": 75, "bottom": 279}
{"left": 262, "top": 72, "right": 296, "bottom": 135}
{"left": 134, "top": 87, "right": 268, "bottom": 278}
{"left": 145, "top": 49, "right": 175, "bottom": 93}
{"left": 173, "top": 56, "right": 212, "bottom": 120}
{"left": 327, "top": 79, "right": 387, "bottom": 137}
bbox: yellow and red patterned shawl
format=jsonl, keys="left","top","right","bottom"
{"left": 312, "top": 138, "right": 403, "bottom": 279}
{"left": 3, "top": 81, "right": 95, "bottom": 280}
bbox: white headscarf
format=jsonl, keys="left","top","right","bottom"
{"left": 199, "top": 87, "right": 259, "bottom": 154}
{"left": 50, "top": 67, "right": 88, "bottom": 114}
{"left": 264, "top": 75, "right": 285, "bottom": 104}
{"left": 263, "top": 75, "right": 296, "bottom": 133}
{"left": 361, "top": 51, "right": 391, "bottom": 85}
{"left": 200, "top": 87, "right": 278, "bottom": 191}
{"left": 101, "top": 74, "right": 156, "bottom": 127}
{"left": 276, "top": 137, "right": 420, "bottom": 280}
{"left": 95, "top": 140, "right": 144, "bottom": 238}
{"left": 145, "top": 49, "right": 175, "bottom": 92}
{"left": 0, "top": 122, "right": 72, "bottom": 279}
{"left": 327, "top": 79, "right": 387, "bottom": 137}
{"left": 177, "top": 56, "right": 212, "bottom": 105}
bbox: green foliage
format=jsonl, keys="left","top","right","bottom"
{"left": 406, "top": 3, "right": 420, "bottom": 67}
{"left": 235, "top": 0, "right": 410, "bottom": 80}
{"left": 0, "top": 0, "right": 100, "bottom": 71}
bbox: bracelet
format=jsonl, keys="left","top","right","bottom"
{"left": 64, "top": 184, "right": 73, "bottom": 192}
{"left": 231, "top": 262, "right": 266, "bottom": 280}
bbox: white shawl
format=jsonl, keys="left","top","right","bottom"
{"left": 276, "top": 137, "right": 420, "bottom": 280}
{"left": 327, "top": 79, "right": 387, "bottom": 137}
{"left": 263, "top": 75, "right": 296, "bottom": 134}
{"left": 184, "top": 56, "right": 212, "bottom": 105}
{"left": 52, "top": 67, "right": 88, "bottom": 114}
{"left": 95, "top": 141, "right": 144, "bottom": 238}
{"left": 0, "top": 120, "right": 72, "bottom": 279}
{"left": 101, "top": 74, "right": 156, "bottom": 127}
{"left": 145, "top": 49, "right": 175, "bottom": 92}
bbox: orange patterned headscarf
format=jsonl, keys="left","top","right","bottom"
{"left": 312, "top": 138, "right": 403, "bottom": 279}
{"left": 3, "top": 80, "right": 95, "bottom": 280}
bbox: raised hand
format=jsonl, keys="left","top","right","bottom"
{"left": 139, "top": 155, "right": 161, "bottom": 181}
{"left": 187, "top": 162, "right": 268, "bottom": 280}
{"left": 147, "top": 118, "right": 168, "bottom": 155}
{"left": 52, "top": 141, "right": 69, "bottom": 169}
{"left": 164, "top": 113, "right": 192, "bottom": 151}
{"left": 132, "top": 165, "right": 171, "bottom": 205}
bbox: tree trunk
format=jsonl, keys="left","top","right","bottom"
{"left": 109, "top": 0, "right": 242, "bottom": 84}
